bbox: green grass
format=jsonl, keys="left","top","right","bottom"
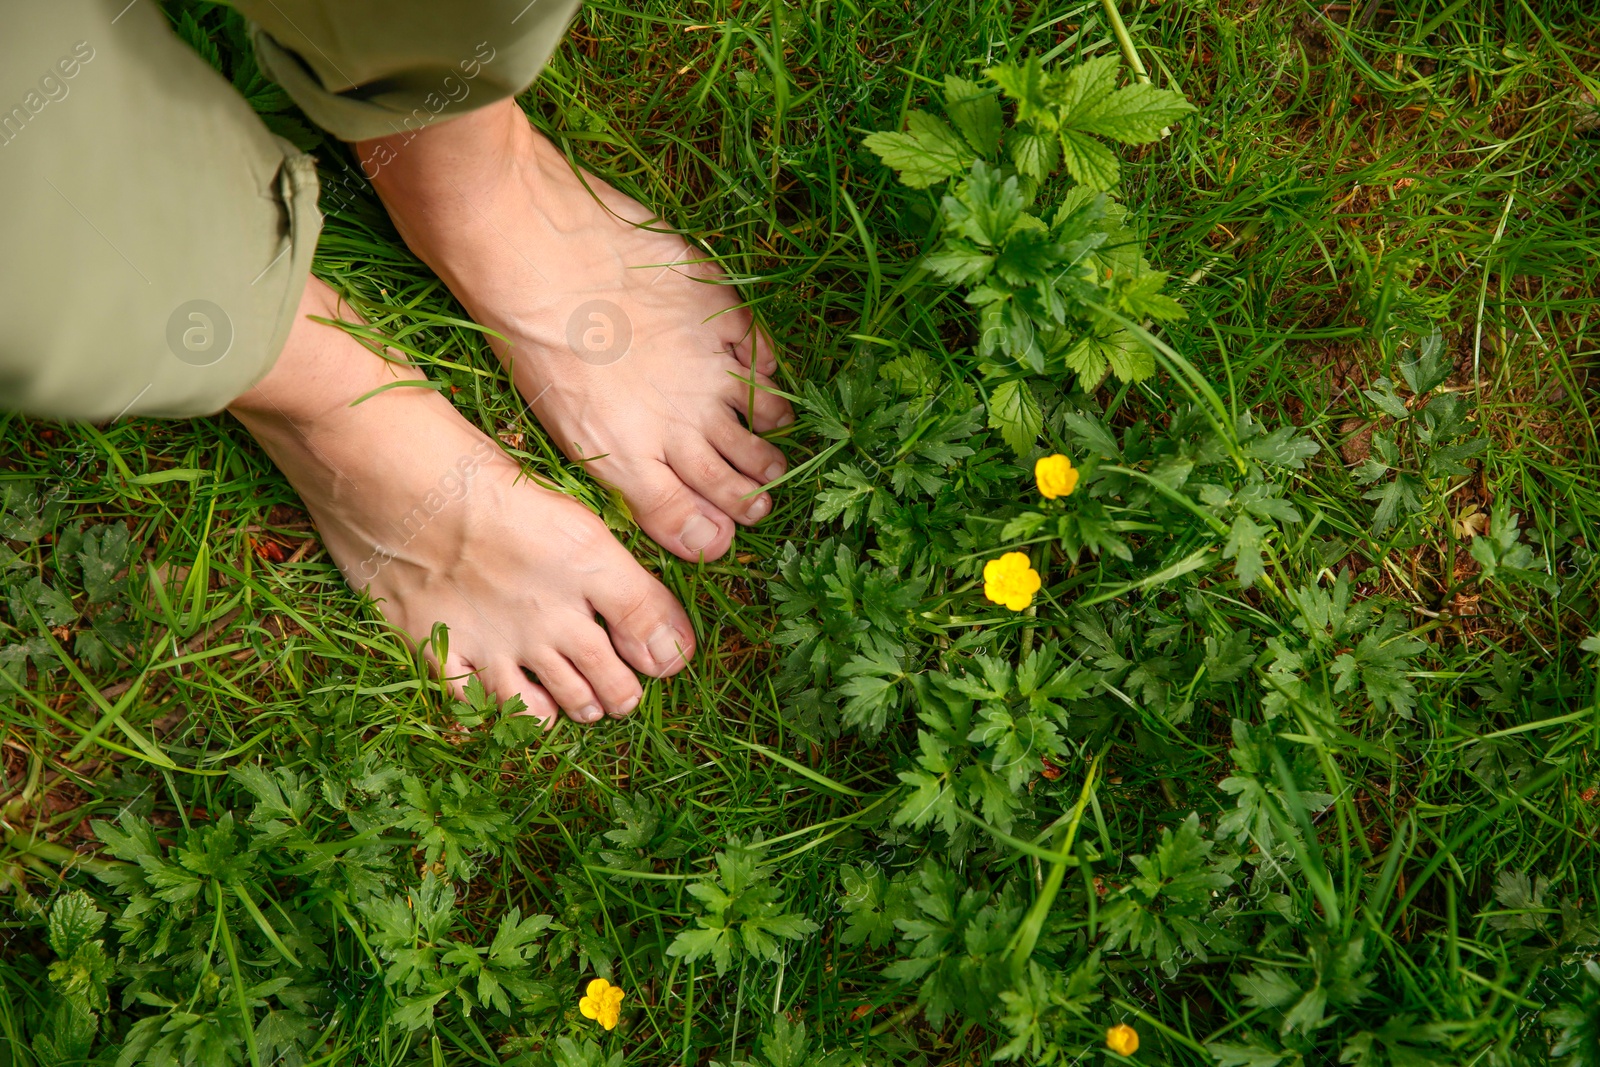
{"left": 3, "top": 1, "right": 1599, "bottom": 1065}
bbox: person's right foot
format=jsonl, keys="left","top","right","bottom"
{"left": 357, "top": 101, "right": 794, "bottom": 563}
{"left": 229, "top": 277, "right": 696, "bottom": 724}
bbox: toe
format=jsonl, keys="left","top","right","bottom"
{"left": 730, "top": 320, "right": 781, "bottom": 378}
{"left": 709, "top": 415, "right": 788, "bottom": 489}
{"left": 668, "top": 437, "right": 772, "bottom": 527}
{"left": 585, "top": 556, "right": 697, "bottom": 678}
{"left": 436, "top": 652, "right": 478, "bottom": 699}
{"left": 725, "top": 366, "right": 794, "bottom": 433}
{"left": 479, "top": 661, "right": 560, "bottom": 725}
{"left": 436, "top": 648, "right": 547, "bottom": 720}
{"left": 525, "top": 650, "right": 605, "bottom": 724}
{"left": 558, "top": 621, "right": 645, "bottom": 717}
{"left": 628, "top": 460, "right": 736, "bottom": 561}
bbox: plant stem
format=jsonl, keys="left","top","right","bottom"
{"left": 1101, "top": 0, "right": 1151, "bottom": 84}
{"left": 1, "top": 828, "right": 120, "bottom": 877}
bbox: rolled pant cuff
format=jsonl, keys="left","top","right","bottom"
{"left": 240, "top": 0, "right": 582, "bottom": 145}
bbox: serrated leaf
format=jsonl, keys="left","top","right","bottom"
{"left": 47, "top": 891, "right": 107, "bottom": 959}
{"left": 1208, "top": 1040, "right": 1288, "bottom": 1067}
{"left": 1244, "top": 426, "right": 1321, "bottom": 469}
{"left": 988, "top": 380, "right": 1043, "bottom": 457}
{"left": 78, "top": 523, "right": 131, "bottom": 603}
{"left": 1397, "top": 327, "right": 1451, "bottom": 395}
{"left": 986, "top": 56, "right": 1054, "bottom": 126}
{"left": 1058, "top": 129, "right": 1119, "bottom": 189}
{"left": 1072, "top": 83, "right": 1195, "bottom": 142}
{"left": 1001, "top": 512, "right": 1049, "bottom": 542}
{"left": 1224, "top": 513, "right": 1267, "bottom": 588}
{"left": 863, "top": 112, "right": 973, "bottom": 188}
{"left": 944, "top": 75, "right": 1003, "bottom": 155}
{"left": 9, "top": 578, "right": 76, "bottom": 628}
{"left": 1048, "top": 53, "right": 1121, "bottom": 116}
{"left": 1008, "top": 127, "right": 1060, "bottom": 181}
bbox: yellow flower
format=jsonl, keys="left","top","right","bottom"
{"left": 1105, "top": 1023, "right": 1139, "bottom": 1056}
{"left": 1034, "top": 454, "right": 1079, "bottom": 500}
{"left": 983, "top": 552, "right": 1041, "bottom": 611}
{"left": 578, "top": 978, "right": 625, "bottom": 1030}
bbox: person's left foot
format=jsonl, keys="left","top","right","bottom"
{"left": 357, "top": 100, "right": 793, "bottom": 563}
{"left": 230, "top": 277, "right": 698, "bottom": 726}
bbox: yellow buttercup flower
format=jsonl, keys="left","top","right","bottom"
{"left": 1034, "top": 453, "right": 1079, "bottom": 500}
{"left": 579, "top": 978, "right": 625, "bottom": 1030}
{"left": 1106, "top": 1023, "right": 1139, "bottom": 1055}
{"left": 983, "top": 552, "right": 1041, "bottom": 611}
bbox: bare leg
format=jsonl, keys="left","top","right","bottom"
{"left": 355, "top": 100, "right": 794, "bottom": 563}
{"left": 229, "top": 275, "right": 697, "bottom": 724}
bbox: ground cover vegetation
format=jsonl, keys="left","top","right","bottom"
{"left": 2, "top": 0, "right": 1598, "bottom": 1064}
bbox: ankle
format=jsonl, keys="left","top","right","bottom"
{"left": 229, "top": 277, "right": 424, "bottom": 435}
{"left": 356, "top": 98, "right": 532, "bottom": 208}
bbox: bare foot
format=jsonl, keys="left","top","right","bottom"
{"left": 229, "top": 277, "right": 696, "bottom": 724}
{"left": 357, "top": 100, "right": 794, "bottom": 562}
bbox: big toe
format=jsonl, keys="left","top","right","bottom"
{"left": 625, "top": 461, "right": 736, "bottom": 562}
{"left": 585, "top": 545, "right": 698, "bottom": 678}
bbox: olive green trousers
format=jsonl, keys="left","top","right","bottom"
{"left": 0, "top": 0, "right": 580, "bottom": 421}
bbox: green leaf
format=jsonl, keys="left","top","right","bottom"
{"left": 1547, "top": 960, "right": 1600, "bottom": 1067}
{"left": 1072, "top": 82, "right": 1196, "bottom": 143}
{"left": 391, "top": 990, "right": 448, "bottom": 1031}
{"left": 814, "top": 464, "right": 878, "bottom": 528}
{"left": 46, "top": 891, "right": 107, "bottom": 959}
{"left": 986, "top": 56, "right": 1054, "bottom": 126}
{"left": 759, "top": 1015, "right": 815, "bottom": 1067}
{"left": 1243, "top": 426, "right": 1321, "bottom": 469}
{"left": 943, "top": 75, "right": 1003, "bottom": 155}
{"left": 602, "top": 793, "right": 662, "bottom": 850}
{"left": 77, "top": 523, "right": 132, "bottom": 603}
{"left": 1058, "top": 129, "right": 1120, "bottom": 190}
{"left": 1330, "top": 617, "right": 1425, "bottom": 718}
{"left": 1100, "top": 813, "right": 1239, "bottom": 968}
{"left": 923, "top": 242, "right": 995, "bottom": 285}
{"left": 9, "top": 578, "right": 75, "bottom": 628}
{"left": 1233, "top": 967, "right": 1301, "bottom": 1010}
{"left": 863, "top": 111, "right": 973, "bottom": 188}
{"left": 672, "top": 924, "right": 732, "bottom": 974}
{"left": 838, "top": 864, "right": 911, "bottom": 949}
{"left": 1100, "top": 329, "right": 1155, "bottom": 382}
{"left": 1062, "top": 411, "right": 1123, "bottom": 460}
{"left": 1008, "top": 127, "right": 1060, "bottom": 181}
{"left": 1208, "top": 1039, "right": 1289, "bottom": 1067}
{"left": 1397, "top": 327, "right": 1451, "bottom": 395}
{"left": 1362, "top": 377, "right": 1410, "bottom": 420}
{"left": 894, "top": 769, "right": 958, "bottom": 833}
{"left": 1047, "top": 53, "right": 1120, "bottom": 116}
{"left": 988, "top": 380, "right": 1044, "bottom": 457}
{"left": 1224, "top": 514, "right": 1267, "bottom": 588}
{"left": 552, "top": 1037, "right": 627, "bottom": 1067}
{"left": 1470, "top": 510, "right": 1558, "bottom": 595}
{"left": 946, "top": 160, "right": 1027, "bottom": 246}
{"left": 1001, "top": 512, "right": 1049, "bottom": 542}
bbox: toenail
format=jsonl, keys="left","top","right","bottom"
{"left": 615, "top": 695, "right": 640, "bottom": 717}
{"left": 748, "top": 495, "right": 771, "bottom": 520}
{"left": 648, "top": 626, "right": 685, "bottom": 666}
{"left": 574, "top": 703, "right": 602, "bottom": 722}
{"left": 680, "top": 514, "right": 717, "bottom": 552}
{"left": 763, "top": 462, "right": 785, "bottom": 484}
{"left": 776, "top": 412, "right": 795, "bottom": 428}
